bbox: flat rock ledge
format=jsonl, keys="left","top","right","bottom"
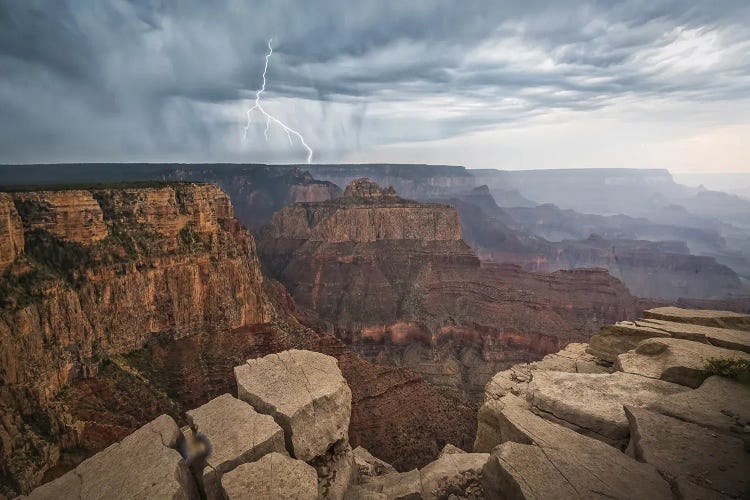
{"left": 475, "top": 307, "right": 750, "bottom": 499}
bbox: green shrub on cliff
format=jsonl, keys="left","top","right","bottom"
{"left": 704, "top": 357, "right": 750, "bottom": 384}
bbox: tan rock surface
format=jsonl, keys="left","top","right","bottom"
{"left": 625, "top": 405, "right": 750, "bottom": 498}
{"left": 647, "top": 375, "right": 750, "bottom": 435}
{"left": 615, "top": 337, "right": 750, "bottom": 388}
{"left": 25, "top": 415, "right": 196, "bottom": 500}
{"left": 220, "top": 452, "right": 318, "bottom": 500}
{"left": 644, "top": 306, "right": 750, "bottom": 331}
{"left": 528, "top": 370, "right": 688, "bottom": 444}
{"left": 235, "top": 349, "right": 352, "bottom": 461}
{"left": 637, "top": 318, "right": 750, "bottom": 353}
{"left": 359, "top": 469, "right": 423, "bottom": 499}
{"left": 185, "top": 394, "right": 286, "bottom": 499}
{"left": 481, "top": 401, "right": 671, "bottom": 499}
{"left": 587, "top": 320, "right": 672, "bottom": 362}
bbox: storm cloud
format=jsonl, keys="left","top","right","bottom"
{"left": 1, "top": 1, "right": 749, "bottom": 169}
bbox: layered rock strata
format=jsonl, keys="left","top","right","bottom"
{"left": 0, "top": 183, "right": 272, "bottom": 495}
{"left": 475, "top": 307, "right": 750, "bottom": 498}
{"left": 258, "top": 178, "right": 639, "bottom": 400}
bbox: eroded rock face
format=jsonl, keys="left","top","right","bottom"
{"left": 0, "top": 193, "right": 23, "bottom": 272}
{"left": 235, "top": 350, "right": 351, "bottom": 461}
{"left": 258, "top": 179, "right": 638, "bottom": 400}
{"left": 644, "top": 306, "right": 750, "bottom": 330}
{"left": 352, "top": 447, "right": 396, "bottom": 478}
{"left": 185, "top": 394, "right": 286, "bottom": 500}
{"left": 0, "top": 183, "right": 272, "bottom": 495}
{"left": 220, "top": 452, "right": 318, "bottom": 500}
{"left": 24, "top": 415, "right": 196, "bottom": 500}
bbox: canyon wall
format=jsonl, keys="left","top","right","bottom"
{"left": 0, "top": 183, "right": 272, "bottom": 494}
{"left": 258, "top": 179, "right": 639, "bottom": 401}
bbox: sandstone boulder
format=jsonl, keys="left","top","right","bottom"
{"left": 481, "top": 403, "right": 671, "bottom": 499}
{"left": 184, "top": 394, "right": 286, "bottom": 499}
{"left": 474, "top": 394, "right": 531, "bottom": 453}
{"left": 647, "top": 375, "right": 750, "bottom": 435}
{"left": 587, "top": 321, "right": 671, "bottom": 362}
{"left": 528, "top": 370, "right": 688, "bottom": 444}
{"left": 220, "top": 452, "right": 318, "bottom": 500}
{"left": 419, "top": 452, "right": 489, "bottom": 500}
{"left": 359, "top": 469, "right": 422, "bottom": 499}
{"left": 615, "top": 337, "right": 750, "bottom": 388}
{"left": 643, "top": 306, "right": 750, "bottom": 331}
{"left": 26, "top": 415, "right": 196, "bottom": 500}
{"left": 234, "top": 349, "right": 352, "bottom": 461}
{"left": 625, "top": 405, "right": 750, "bottom": 498}
{"left": 352, "top": 446, "right": 397, "bottom": 478}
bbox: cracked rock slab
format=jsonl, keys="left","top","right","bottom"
{"left": 220, "top": 452, "right": 318, "bottom": 500}
{"left": 636, "top": 318, "right": 750, "bottom": 353}
{"left": 481, "top": 403, "right": 671, "bottom": 499}
{"left": 185, "top": 393, "right": 286, "bottom": 500}
{"left": 616, "top": 337, "right": 750, "bottom": 388}
{"left": 25, "top": 415, "right": 196, "bottom": 500}
{"left": 625, "top": 405, "right": 750, "bottom": 498}
{"left": 643, "top": 307, "right": 750, "bottom": 331}
{"left": 647, "top": 375, "right": 750, "bottom": 435}
{"left": 587, "top": 321, "right": 672, "bottom": 363}
{"left": 529, "top": 371, "right": 688, "bottom": 444}
{"left": 234, "top": 349, "right": 352, "bottom": 461}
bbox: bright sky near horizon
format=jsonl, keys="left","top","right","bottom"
{"left": 1, "top": 1, "right": 749, "bottom": 173}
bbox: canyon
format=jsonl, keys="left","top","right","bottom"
{"left": 0, "top": 183, "right": 472, "bottom": 497}
{"left": 258, "top": 178, "right": 639, "bottom": 400}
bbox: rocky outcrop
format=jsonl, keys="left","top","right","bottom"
{"left": 24, "top": 415, "right": 196, "bottom": 500}
{"left": 13, "top": 190, "right": 108, "bottom": 244}
{"left": 235, "top": 350, "right": 352, "bottom": 461}
{"left": 475, "top": 307, "right": 750, "bottom": 498}
{"left": 644, "top": 306, "right": 750, "bottom": 330}
{"left": 0, "top": 183, "right": 272, "bottom": 496}
{"left": 258, "top": 179, "right": 639, "bottom": 400}
{"left": 185, "top": 394, "right": 286, "bottom": 499}
{"left": 0, "top": 193, "right": 24, "bottom": 272}
{"left": 24, "top": 349, "right": 486, "bottom": 499}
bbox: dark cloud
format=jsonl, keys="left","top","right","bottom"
{"left": 0, "top": 0, "right": 749, "bottom": 164}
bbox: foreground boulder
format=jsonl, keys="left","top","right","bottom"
{"left": 615, "top": 337, "right": 750, "bottom": 388}
{"left": 625, "top": 405, "right": 750, "bottom": 497}
{"left": 234, "top": 349, "right": 352, "bottom": 461}
{"left": 528, "top": 370, "right": 688, "bottom": 445}
{"left": 185, "top": 394, "right": 286, "bottom": 499}
{"left": 352, "top": 446, "right": 397, "bottom": 478}
{"left": 220, "top": 452, "right": 318, "bottom": 500}
{"left": 26, "top": 415, "right": 196, "bottom": 500}
{"left": 481, "top": 402, "right": 672, "bottom": 499}
{"left": 419, "top": 452, "right": 488, "bottom": 500}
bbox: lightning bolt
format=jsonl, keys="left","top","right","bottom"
{"left": 244, "top": 38, "right": 313, "bottom": 164}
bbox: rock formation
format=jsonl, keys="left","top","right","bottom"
{"left": 0, "top": 183, "right": 476, "bottom": 496}
{"left": 258, "top": 178, "right": 639, "bottom": 400}
{"left": 23, "top": 350, "right": 486, "bottom": 500}
{"left": 475, "top": 307, "right": 750, "bottom": 498}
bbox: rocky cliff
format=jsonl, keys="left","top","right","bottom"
{"left": 0, "top": 183, "right": 273, "bottom": 494}
{"left": 0, "top": 183, "right": 476, "bottom": 497}
{"left": 258, "top": 179, "right": 639, "bottom": 401}
{"left": 475, "top": 306, "right": 750, "bottom": 499}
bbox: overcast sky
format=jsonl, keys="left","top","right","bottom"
{"left": 1, "top": 1, "right": 749, "bottom": 172}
